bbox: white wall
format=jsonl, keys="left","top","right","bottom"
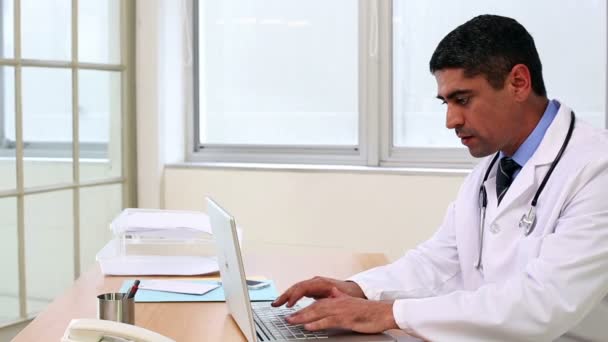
{"left": 136, "top": 0, "right": 188, "bottom": 209}
{"left": 164, "top": 166, "right": 466, "bottom": 261}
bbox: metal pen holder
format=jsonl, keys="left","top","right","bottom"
{"left": 97, "top": 292, "right": 135, "bottom": 324}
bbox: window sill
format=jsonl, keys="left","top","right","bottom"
{"left": 166, "top": 162, "right": 472, "bottom": 177}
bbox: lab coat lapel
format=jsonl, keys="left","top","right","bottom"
{"left": 491, "top": 102, "right": 572, "bottom": 220}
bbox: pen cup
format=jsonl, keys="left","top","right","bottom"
{"left": 97, "top": 293, "right": 135, "bottom": 325}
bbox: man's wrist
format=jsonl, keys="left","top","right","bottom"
{"left": 381, "top": 301, "right": 399, "bottom": 331}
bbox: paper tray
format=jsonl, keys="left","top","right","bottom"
{"left": 96, "top": 239, "right": 219, "bottom": 276}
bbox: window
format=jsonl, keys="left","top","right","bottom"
{"left": 0, "top": 0, "right": 134, "bottom": 328}
{"left": 1, "top": 0, "right": 121, "bottom": 160}
{"left": 389, "top": 0, "right": 607, "bottom": 167}
{"left": 192, "top": 1, "right": 607, "bottom": 167}
{"left": 193, "top": 0, "right": 364, "bottom": 165}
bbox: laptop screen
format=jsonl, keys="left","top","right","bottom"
{"left": 207, "top": 197, "right": 258, "bottom": 341}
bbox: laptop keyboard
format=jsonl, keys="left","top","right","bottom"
{"left": 252, "top": 302, "right": 329, "bottom": 340}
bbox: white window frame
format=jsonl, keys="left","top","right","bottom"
{"left": 189, "top": 0, "right": 375, "bottom": 166}
{"left": 189, "top": 0, "right": 607, "bottom": 169}
{"left": 0, "top": 1, "right": 114, "bottom": 160}
{"left": 0, "top": 0, "right": 135, "bottom": 329}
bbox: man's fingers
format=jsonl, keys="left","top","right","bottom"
{"left": 271, "top": 292, "right": 288, "bottom": 307}
{"left": 286, "top": 287, "right": 307, "bottom": 307}
{"left": 272, "top": 283, "right": 301, "bottom": 307}
{"left": 272, "top": 286, "right": 294, "bottom": 307}
{"left": 329, "top": 287, "right": 347, "bottom": 298}
{"left": 272, "top": 283, "right": 307, "bottom": 308}
{"left": 287, "top": 300, "right": 331, "bottom": 325}
{"left": 272, "top": 277, "right": 336, "bottom": 307}
{"left": 304, "top": 316, "right": 341, "bottom": 331}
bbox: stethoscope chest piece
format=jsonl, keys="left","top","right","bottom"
{"left": 519, "top": 206, "right": 537, "bottom": 236}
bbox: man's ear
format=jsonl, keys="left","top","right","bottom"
{"left": 508, "top": 64, "right": 532, "bottom": 101}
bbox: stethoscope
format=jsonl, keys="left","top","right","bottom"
{"left": 475, "top": 111, "right": 575, "bottom": 270}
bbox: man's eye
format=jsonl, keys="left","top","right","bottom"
{"left": 456, "top": 97, "right": 469, "bottom": 105}
{"left": 440, "top": 99, "right": 447, "bottom": 105}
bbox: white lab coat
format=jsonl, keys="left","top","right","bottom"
{"left": 350, "top": 103, "right": 608, "bottom": 341}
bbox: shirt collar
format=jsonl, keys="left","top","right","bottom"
{"left": 500, "top": 99, "right": 560, "bottom": 168}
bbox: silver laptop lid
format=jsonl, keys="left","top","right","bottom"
{"left": 207, "top": 197, "right": 257, "bottom": 342}
{"left": 207, "top": 198, "right": 399, "bottom": 342}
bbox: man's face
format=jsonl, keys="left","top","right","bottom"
{"left": 434, "top": 68, "right": 521, "bottom": 157}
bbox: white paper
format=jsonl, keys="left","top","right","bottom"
{"left": 139, "top": 280, "right": 220, "bottom": 295}
{"left": 111, "top": 209, "right": 212, "bottom": 235}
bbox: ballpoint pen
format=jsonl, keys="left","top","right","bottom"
{"left": 125, "top": 279, "right": 140, "bottom": 300}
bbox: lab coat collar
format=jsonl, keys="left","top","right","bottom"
{"left": 526, "top": 101, "right": 573, "bottom": 167}
{"left": 484, "top": 101, "right": 573, "bottom": 216}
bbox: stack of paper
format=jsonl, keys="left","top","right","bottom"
{"left": 96, "top": 208, "right": 241, "bottom": 276}
{"left": 111, "top": 208, "right": 212, "bottom": 239}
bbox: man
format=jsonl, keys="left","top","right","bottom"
{"left": 272, "top": 15, "right": 608, "bottom": 341}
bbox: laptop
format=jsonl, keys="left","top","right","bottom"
{"left": 206, "top": 197, "right": 396, "bottom": 342}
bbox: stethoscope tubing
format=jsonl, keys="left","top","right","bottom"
{"left": 475, "top": 111, "right": 575, "bottom": 270}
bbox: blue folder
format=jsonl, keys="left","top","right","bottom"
{"left": 119, "top": 279, "right": 278, "bottom": 303}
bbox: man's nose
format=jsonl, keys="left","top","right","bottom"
{"left": 445, "top": 105, "right": 465, "bottom": 129}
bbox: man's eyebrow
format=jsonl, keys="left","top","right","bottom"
{"left": 436, "top": 89, "right": 473, "bottom": 101}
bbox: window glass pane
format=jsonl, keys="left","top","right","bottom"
{"left": 21, "top": 67, "right": 72, "bottom": 187}
{"left": 0, "top": 198, "right": 18, "bottom": 324}
{"left": 79, "top": 0, "right": 120, "bottom": 64}
{"left": 79, "top": 70, "right": 121, "bottom": 181}
{"left": 22, "top": 0, "right": 71, "bottom": 61}
{"left": 0, "top": 66, "right": 16, "bottom": 191}
{"left": 1, "top": 0, "right": 14, "bottom": 59}
{"left": 25, "top": 190, "right": 73, "bottom": 316}
{"left": 392, "top": 0, "right": 607, "bottom": 148}
{"left": 198, "top": 0, "right": 358, "bottom": 146}
{"left": 79, "top": 184, "right": 122, "bottom": 274}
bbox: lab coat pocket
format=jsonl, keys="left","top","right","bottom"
{"left": 516, "top": 236, "right": 543, "bottom": 271}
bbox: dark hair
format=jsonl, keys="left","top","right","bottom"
{"left": 429, "top": 14, "right": 546, "bottom": 97}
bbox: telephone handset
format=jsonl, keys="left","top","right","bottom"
{"left": 61, "top": 319, "right": 176, "bottom": 342}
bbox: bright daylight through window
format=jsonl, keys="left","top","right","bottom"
{"left": 1, "top": 0, "right": 121, "bottom": 160}
{"left": 392, "top": 0, "right": 606, "bottom": 148}
{"left": 196, "top": 0, "right": 358, "bottom": 147}
{"left": 193, "top": 0, "right": 606, "bottom": 167}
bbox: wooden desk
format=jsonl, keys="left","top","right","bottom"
{"left": 14, "top": 247, "right": 389, "bottom": 341}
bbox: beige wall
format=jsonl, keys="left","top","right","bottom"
{"left": 164, "top": 166, "right": 467, "bottom": 261}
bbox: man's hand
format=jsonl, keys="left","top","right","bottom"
{"left": 285, "top": 287, "right": 398, "bottom": 333}
{"left": 272, "top": 276, "right": 365, "bottom": 308}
